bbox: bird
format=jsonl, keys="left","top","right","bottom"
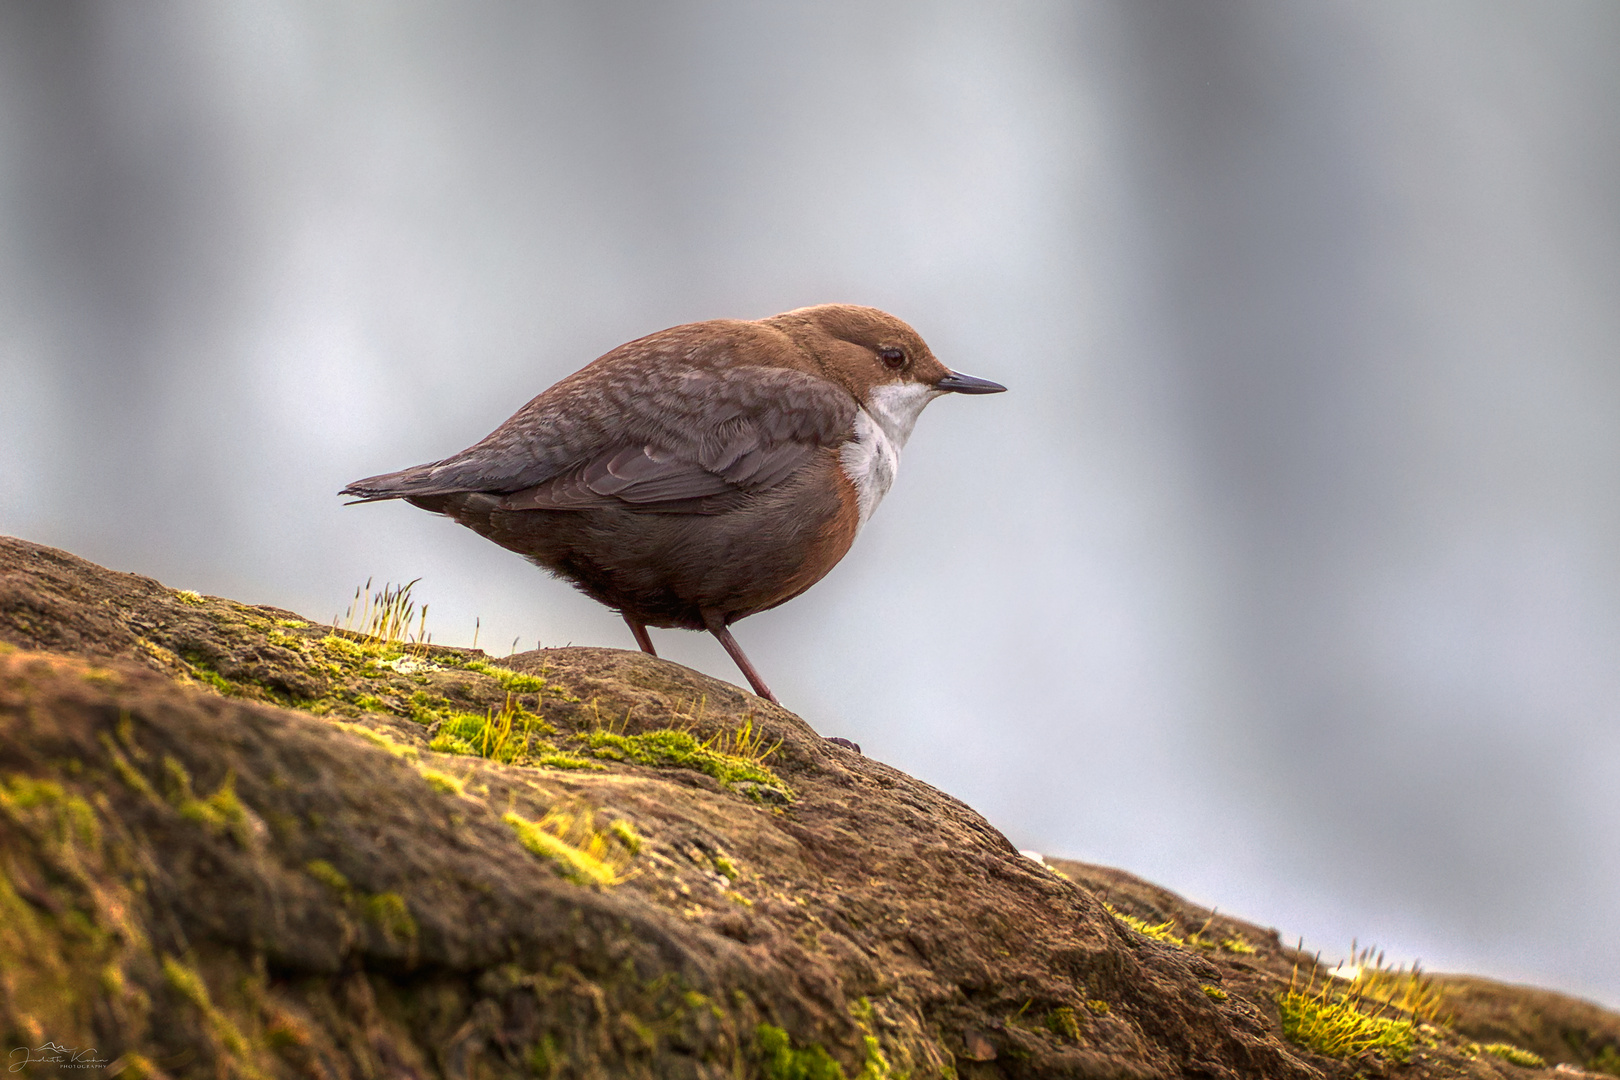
{"left": 341, "top": 304, "right": 1005, "bottom": 706}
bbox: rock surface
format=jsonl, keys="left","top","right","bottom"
{"left": 1, "top": 535, "right": 1616, "bottom": 1079}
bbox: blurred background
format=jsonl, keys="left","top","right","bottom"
{"left": 2, "top": 1, "right": 1617, "bottom": 1007}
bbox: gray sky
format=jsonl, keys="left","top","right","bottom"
{"left": 2, "top": 1, "right": 1617, "bottom": 1007}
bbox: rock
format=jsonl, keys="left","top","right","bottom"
{"left": 1, "top": 534, "right": 1615, "bottom": 1078}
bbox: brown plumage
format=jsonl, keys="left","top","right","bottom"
{"left": 341, "top": 304, "right": 1005, "bottom": 705}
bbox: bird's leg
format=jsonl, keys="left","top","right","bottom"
{"left": 701, "top": 610, "right": 779, "bottom": 705}
{"left": 623, "top": 614, "right": 657, "bottom": 656}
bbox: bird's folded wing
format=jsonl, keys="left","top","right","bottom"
{"left": 498, "top": 369, "right": 850, "bottom": 512}
{"left": 341, "top": 350, "right": 855, "bottom": 512}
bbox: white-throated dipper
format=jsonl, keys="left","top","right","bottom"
{"left": 341, "top": 304, "right": 1005, "bottom": 706}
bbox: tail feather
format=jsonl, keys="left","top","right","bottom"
{"left": 339, "top": 462, "right": 459, "bottom": 503}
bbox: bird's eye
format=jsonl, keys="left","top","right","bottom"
{"left": 878, "top": 347, "right": 907, "bottom": 370}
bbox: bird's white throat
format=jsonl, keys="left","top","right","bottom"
{"left": 838, "top": 380, "right": 944, "bottom": 527}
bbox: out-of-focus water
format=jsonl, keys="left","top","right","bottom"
{"left": 2, "top": 1, "right": 1616, "bottom": 1006}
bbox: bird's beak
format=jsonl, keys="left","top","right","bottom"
{"left": 935, "top": 370, "right": 1007, "bottom": 395}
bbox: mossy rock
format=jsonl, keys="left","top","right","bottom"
{"left": 3, "top": 534, "right": 1617, "bottom": 1079}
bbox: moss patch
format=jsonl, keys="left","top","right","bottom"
{"left": 1278, "top": 985, "right": 1413, "bottom": 1062}
{"left": 460, "top": 658, "right": 547, "bottom": 694}
{"left": 755, "top": 1023, "right": 847, "bottom": 1080}
{"left": 1480, "top": 1042, "right": 1546, "bottom": 1068}
{"left": 582, "top": 728, "right": 791, "bottom": 801}
{"left": 504, "top": 806, "right": 639, "bottom": 886}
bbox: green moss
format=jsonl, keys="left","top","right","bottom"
{"left": 363, "top": 892, "right": 418, "bottom": 944}
{"left": 1045, "top": 1006, "right": 1081, "bottom": 1041}
{"left": 417, "top": 767, "right": 465, "bottom": 796}
{"left": 416, "top": 693, "right": 558, "bottom": 765}
{"left": 0, "top": 868, "right": 89, "bottom": 1046}
{"left": 1104, "top": 903, "right": 1184, "bottom": 947}
{"left": 849, "top": 997, "right": 892, "bottom": 1080}
{"left": 335, "top": 722, "right": 420, "bottom": 760}
{"left": 581, "top": 728, "right": 791, "bottom": 801}
{"left": 461, "top": 658, "right": 547, "bottom": 694}
{"left": 713, "top": 854, "right": 739, "bottom": 881}
{"left": 161, "top": 955, "right": 252, "bottom": 1059}
{"left": 429, "top": 732, "right": 480, "bottom": 756}
{"left": 756, "top": 1024, "right": 847, "bottom": 1080}
{"left": 80, "top": 665, "right": 118, "bottom": 685}
{"left": 534, "top": 749, "right": 605, "bottom": 770}
{"left": 305, "top": 859, "right": 351, "bottom": 895}
{"left": 318, "top": 633, "right": 404, "bottom": 675}
{"left": 1279, "top": 988, "right": 1412, "bottom": 1062}
{"left": 189, "top": 663, "right": 237, "bottom": 696}
{"left": 1480, "top": 1043, "right": 1546, "bottom": 1068}
{"left": 100, "top": 733, "right": 158, "bottom": 800}
{"left": 527, "top": 1034, "right": 561, "bottom": 1076}
{"left": 1085, "top": 999, "right": 1110, "bottom": 1017}
{"left": 610, "top": 819, "right": 643, "bottom": 855}
{"left": 352, "top": 694, "right": 387, "bottom": 711}
{"left": 504, "top": 810, "right": 624, "bottom": 886}
{"left": 162, "top": 760, "right": 252, "bottom": 845}
{"left": 176, "top": 589, "right": 206, "bottom": 605}
{"left": 1202, "top": 985, "right": 1228, "bottom": 1001}
{"left": 0, "top": 774, "right": 100, "bottom": 850}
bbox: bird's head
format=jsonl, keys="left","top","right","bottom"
{"left": 764, "top": 304, "right": 1006, "bottom": 425}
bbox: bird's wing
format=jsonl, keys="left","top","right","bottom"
{"left": 341, "top": 327, "right": 855, "bottom": 512}
{"left": 498, "top": 366, "right": 851, "bottom": 513}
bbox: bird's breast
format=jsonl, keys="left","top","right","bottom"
{"left": 838, "top": 410, "right": 900, "bottom": 528}
{"left": 835, "top": 381, "right": 941, "bottom": 528}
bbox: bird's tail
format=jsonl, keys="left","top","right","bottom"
{"left": 339, "top": 462, "right": 455, "bottom": 504}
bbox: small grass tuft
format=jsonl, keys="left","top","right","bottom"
{"left": 1278, "top": 954, "right": 1413, "bottom": 1062}
{"left": 702, "top": 714, "right": 782, "bottom": 765}
{"left": 335, "top": 577, "right": 431, "bottom": 647}
{"left": 1339, "top": 941, "right": 1452, "bottom": 1027}
{"left": 419, "top": 693, "right": 573, "bottom": 767}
